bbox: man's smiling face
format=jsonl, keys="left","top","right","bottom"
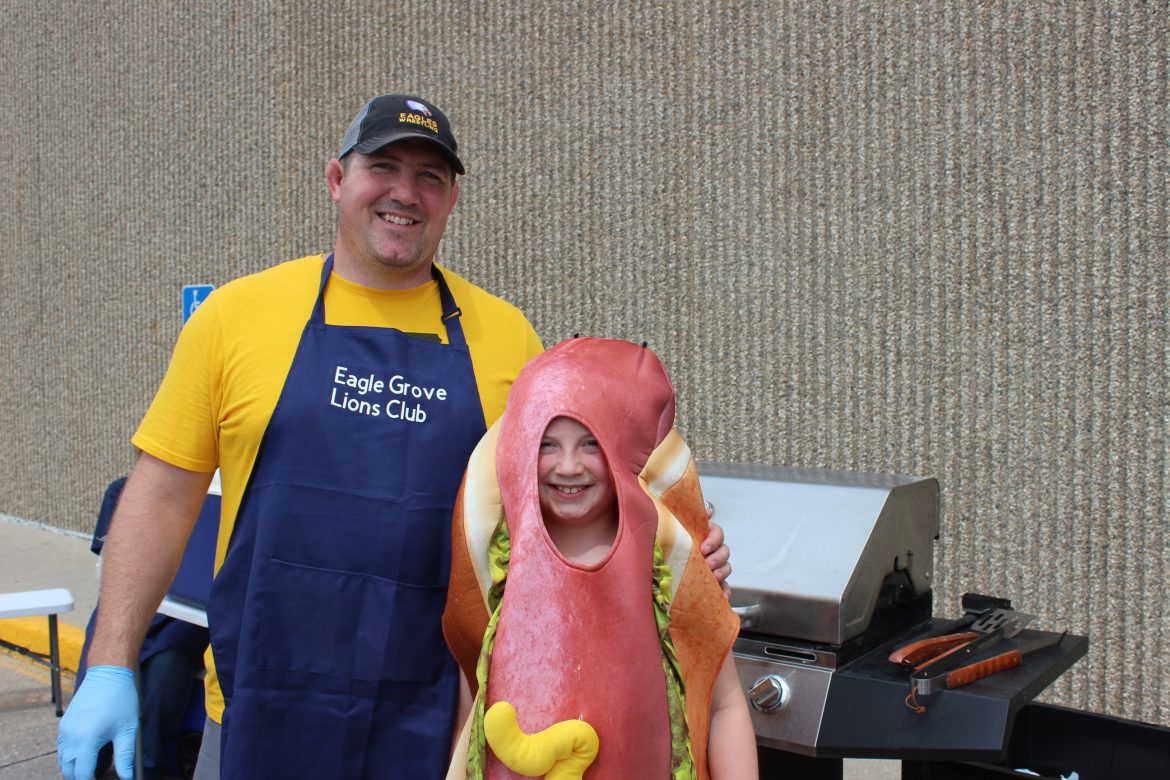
{"left": 327, "top": 139, "right": 459, "bottom": 289}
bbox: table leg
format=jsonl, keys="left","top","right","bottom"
{"left": 49, "top": 613, "right": 62, "bottom": 717}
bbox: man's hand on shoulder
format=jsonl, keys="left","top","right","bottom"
{"left": 701, "top": 512, "right": 732, "bottom": 599}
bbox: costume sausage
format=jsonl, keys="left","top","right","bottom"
{"left": 443, "top": 338, "right": 739, "bottom": 779}
{"left": 483, "top": 701, "right": 599, "bottom": 779}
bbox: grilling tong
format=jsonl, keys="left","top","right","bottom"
{"left": 890, "top": 608, "right": 1066, "bottom": 713}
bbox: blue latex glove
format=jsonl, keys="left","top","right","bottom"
{"left": 58, "top": 665, "right": 138, "bottom": 780}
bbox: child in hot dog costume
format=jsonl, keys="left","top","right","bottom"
{"left": 443, "top": 338, "right": 757, "bottom": 779}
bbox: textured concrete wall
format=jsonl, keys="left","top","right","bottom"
{"left": 2, "top": 1, "right": 1166, "bottom": 725}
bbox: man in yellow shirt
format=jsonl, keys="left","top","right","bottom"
{"left": 58, "top": 94, "right": 731, "bottom": 780}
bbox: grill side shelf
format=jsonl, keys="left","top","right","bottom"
{"left": 813, "top": 625, "right": 1088, "bottom": 760}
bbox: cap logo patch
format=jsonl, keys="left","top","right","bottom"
{"left": 405, "top": 99, "right": 432, "bottom": 116}
{"left": 399, "top": 111, "right": 440, "bottom": 134}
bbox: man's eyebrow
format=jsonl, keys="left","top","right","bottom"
{"left": 367, "top": 148, "right": 453, "bottom": 181}
{"left": 382, "top": 147, "right": 440, "bottom": 164}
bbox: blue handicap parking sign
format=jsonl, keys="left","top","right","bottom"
{"left": 182, "top": 284, "right": 215, "bottom": 324}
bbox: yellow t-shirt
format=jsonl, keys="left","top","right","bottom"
{"left": 131, "top": 254, "right": 542, "bottom": 721}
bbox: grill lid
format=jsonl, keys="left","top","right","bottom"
{"left": 698, "top": 464, "right": 939, "bottom": 646}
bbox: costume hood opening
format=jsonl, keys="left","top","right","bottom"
{"left": 496, "top": 338, "right": 676, "bottom": 561}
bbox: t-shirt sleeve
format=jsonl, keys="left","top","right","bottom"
{"left": 131, "top": 292, "right": 223, "bottom": 473}
{"left": 521, "top": 317, "right": 543, "bottom": 362}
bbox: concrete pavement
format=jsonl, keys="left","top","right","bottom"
{"left": 0, "top": 514, "right": 900, "bottom": 780}
{"left": 0, "top": 516, "right": 106, "bottom": 779}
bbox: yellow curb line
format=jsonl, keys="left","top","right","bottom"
{"left": 0, "top": 649, "right": 75, "bottom": 686}
{"left": 0, "top": 616, "right": 86, "bottom": 673}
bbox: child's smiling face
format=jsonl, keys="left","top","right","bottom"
{"left": 537, "top": 417, "right": 617, "bottom": 531}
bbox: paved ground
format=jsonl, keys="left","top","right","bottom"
{"left": 0, "top": 516, "right": 103, "bottom": 779}
{"left": 0, "top": 515, "right": 901, "bottom": 779}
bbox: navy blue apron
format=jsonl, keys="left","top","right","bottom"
{"left": 206, "top": 256, "right": 487, "bottom": 778}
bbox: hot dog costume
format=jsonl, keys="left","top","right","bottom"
{"left": 443, "top": 338, "right": 740, "bottom": 779}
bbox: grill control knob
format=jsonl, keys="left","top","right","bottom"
{"left": 748, "top": 674, "right": 790, "bottom": 713}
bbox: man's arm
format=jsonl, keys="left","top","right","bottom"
{"left": 59, "top": 452, "right": 213, "bottom": 779}
{"left": 86, "top": 452, "right": 213, "bottom": 664}
{"left": 85, "top": 451, "right": 214, "bottom": 665}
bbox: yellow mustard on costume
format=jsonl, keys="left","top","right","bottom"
{"left": 133, "top": 254, "right": 542, "bottom": 722}
{"left": 443, "top": 338, "right": 740, "bottom": 780}
{"left": 483, "top": 701, "right": 599, "bottom": 780}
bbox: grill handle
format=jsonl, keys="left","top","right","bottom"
{"left": 732, "top": 603, "right": 762, "bottom": 628}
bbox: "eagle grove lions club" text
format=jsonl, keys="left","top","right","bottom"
{"left": 328, "top": 365, "right": 447, "bottom": 423}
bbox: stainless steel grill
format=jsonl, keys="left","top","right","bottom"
{"left": 699, "top": 463, "right": 1086, "bottom": 761}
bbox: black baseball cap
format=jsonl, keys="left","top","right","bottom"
{"left": 337, "top": 94, "right": 465, "bottom": 175}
